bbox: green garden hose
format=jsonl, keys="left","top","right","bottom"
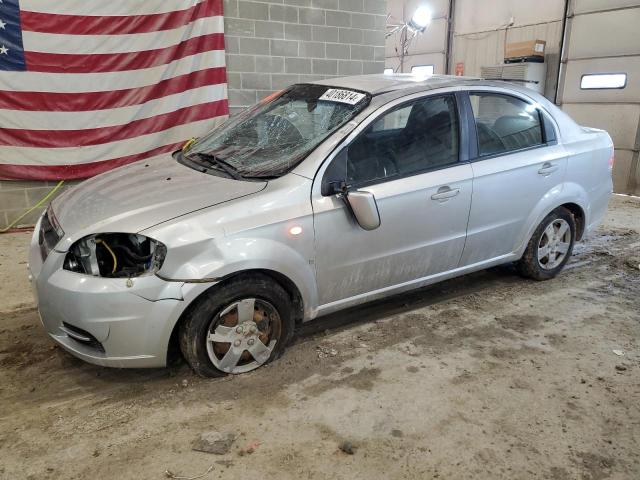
{"left": 0, "top": 181, "right": 64, "bottom": 233}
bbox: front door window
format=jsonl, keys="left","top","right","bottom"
{"left": 343, "top": 95, "right": 460, "bottom": 187}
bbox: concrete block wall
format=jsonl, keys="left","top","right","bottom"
{"left": 0, "top": 0, "right": 387, "bottom": 230}
{"left": 223, "top": 0, "right": 387, "bottom": 114}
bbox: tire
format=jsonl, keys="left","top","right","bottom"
{"left": 179, "top": 274, "right": 294, "bottom": 377}
{"left": 516, "top": 207, "right": 576, "bottom": 281}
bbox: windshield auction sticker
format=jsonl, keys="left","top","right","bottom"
{"left": 319, "top": 89, "right": 366, "bottom": 105}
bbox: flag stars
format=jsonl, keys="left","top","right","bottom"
{"left": 0, "top": 45, "right": 8, "bottom": 55}
{"left": 0, "top": 19, "right": 6, "bottom": 29}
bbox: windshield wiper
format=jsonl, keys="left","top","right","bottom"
{"left": 188, "top": 152, "right": 245, "bottom": 180}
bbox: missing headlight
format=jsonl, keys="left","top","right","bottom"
{"left": 64, "top": 233, "right": 166, "bottom": 278}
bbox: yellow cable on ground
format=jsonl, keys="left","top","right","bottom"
{"left": 95, "top": 238, "right": 118, "bottom": 274}
{"left": 0, "top": 180, "right": 64, "bottom": 233}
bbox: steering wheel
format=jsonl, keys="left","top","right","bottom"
{"left": 376, "top": 146, "right": 400, "bottom": 178}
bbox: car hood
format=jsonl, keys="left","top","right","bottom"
{"left": 51, "top": 155, "right": 267, "bottom": 239}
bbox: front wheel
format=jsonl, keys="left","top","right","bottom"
{"left": 517, "top": 207, "right": 576, "bottom": 281}
{"left": 179, "top": 274, "right": 294, "bottom": 377}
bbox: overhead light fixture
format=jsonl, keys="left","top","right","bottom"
{"left": 408, "top": 6, "right": 432, "bottom": 33}
{"left": 385, "top": 5, "right": 433, "bottom": 74}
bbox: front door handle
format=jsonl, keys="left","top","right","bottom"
{"left": 431, "top": 186, "right": 460, "bottom": 201}
{"left": 538, "top": 162, "right": 559, "bottom": 176}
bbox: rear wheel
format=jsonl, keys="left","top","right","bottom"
{"left": 179, "top": 274, "right": 293, "bottom": 377}
{"left": 517, "top": 207, "right": 576, "bottom": 281}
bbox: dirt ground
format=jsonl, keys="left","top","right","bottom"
{"left": 1, "top": 195, "right": 639, "bottom": 480}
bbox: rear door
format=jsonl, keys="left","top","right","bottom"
{"left": 312, "top": 92, "right": 473, "bottom": 308}
{"left": 460, "top": 90, "right": 568, "bottom": 266}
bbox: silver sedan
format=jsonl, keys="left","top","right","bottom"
{"left": 28, "top": 74, "right": 613, "bottom": 376}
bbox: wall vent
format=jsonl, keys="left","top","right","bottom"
{"left": 480, "top": 62, "right": 546, "bottom": 94}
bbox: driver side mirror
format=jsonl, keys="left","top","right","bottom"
{"left": 344, "top": 190, "right": 381, "bottom": 231}
{"left": 324, "top": 181, "right": 381, "bottom": 231}
{"left": 321, "top": 149, "right": 381, "bottom": 231}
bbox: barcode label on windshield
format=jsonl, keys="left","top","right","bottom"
{"left": 319, "top": 89, "right": 366, "bottom": 105}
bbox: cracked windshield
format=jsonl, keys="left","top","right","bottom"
{"left": 184, "top": 84, "right": 370, "bottom": 178}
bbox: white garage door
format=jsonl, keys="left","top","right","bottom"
{"left": 558, "top": 0, "right": 640, "bottom": 195}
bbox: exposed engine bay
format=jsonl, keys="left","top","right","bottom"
{"left": 63, "top": 233, "right": 166, "bottom": 278}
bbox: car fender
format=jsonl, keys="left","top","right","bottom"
{"left": 158, "top": 236, "right": 318, "bottom": 320}
{"left": 514, "top": 181, "right": 589, "bottom": 257}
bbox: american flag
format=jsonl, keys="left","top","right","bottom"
{"left": 0, "top": 0, "right": 229, "bottom": 180}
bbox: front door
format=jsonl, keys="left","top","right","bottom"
{"left": 312, "top": 93, "right": 473, "bottom": 308}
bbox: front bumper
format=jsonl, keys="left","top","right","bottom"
{"left": 27, "top": 221, "right": 211, "bottom": 368}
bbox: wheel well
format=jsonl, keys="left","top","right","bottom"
{"left": 253, "top": 269, "right": 305, "bottom": 324}
{"left": 166, "top": 269, "right": 305, "bottom": 365}
{"left": 559, "top": 203, "right": 586, "bottom": 240}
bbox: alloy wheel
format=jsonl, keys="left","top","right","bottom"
{"left": 537, "top": 218, "right": 571, "bottom": 270}
{"left": 206, "top": 298, "right": 281, "bottom": 374}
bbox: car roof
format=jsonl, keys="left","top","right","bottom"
{"left": 309, "top": 73, "right": 486, "bottom": 95}
{"left": 307, "top": 73, "right": 568, "bottom": 124}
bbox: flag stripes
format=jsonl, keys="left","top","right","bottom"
{"left": 20, "top": 1, "right": 222, "bottom": 35}
{"left": 1, "top": 84, "right": 228, "bottom": 130}
{"left": 23, "top": 33, "right": 225, "bottom": 73}
{"left": 0, "top": 67, "right": 227, "bottom": 111}
{"left": 0, "top": 0, "right": 229, "bottom": 180}
{"left": 0, "top": 51, "right": 225, "bottom": 92}
{"left": 0, "top": 118, "right": 217, "bottom": 169}
{"left": 0, "top": 145, "right": 182, "bottom": 181}
{"left": 0, "top": 100, "right": 228, "bottom": 147}
{"left": 18, "top": 0, "right": 207, "bottom": 17}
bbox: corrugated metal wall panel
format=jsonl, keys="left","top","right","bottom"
{"left": 454, "top": 0, "right": 564, "bottom": 34}
{"left": 453, "top": 30, "right": 504, "bottom": 77}
{"left": 452, "top": 21, "right": 562, "bottom": 99}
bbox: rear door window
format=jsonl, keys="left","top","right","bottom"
{"left": 469, "top": 93, "right": 543, "bottom": 156}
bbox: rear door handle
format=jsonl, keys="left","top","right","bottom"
{"left": 538, "top": 162, "right": 559, "bottom": 176}
{"left": 431, "top": 186, "right": 460, "bottom": 201}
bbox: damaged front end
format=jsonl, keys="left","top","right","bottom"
{"left": 63, "top": 233, "right": 167, "bottom": 278}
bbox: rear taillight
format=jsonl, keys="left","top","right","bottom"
{"left": 608, "top": 153, "right": 615, "bottom": 169}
